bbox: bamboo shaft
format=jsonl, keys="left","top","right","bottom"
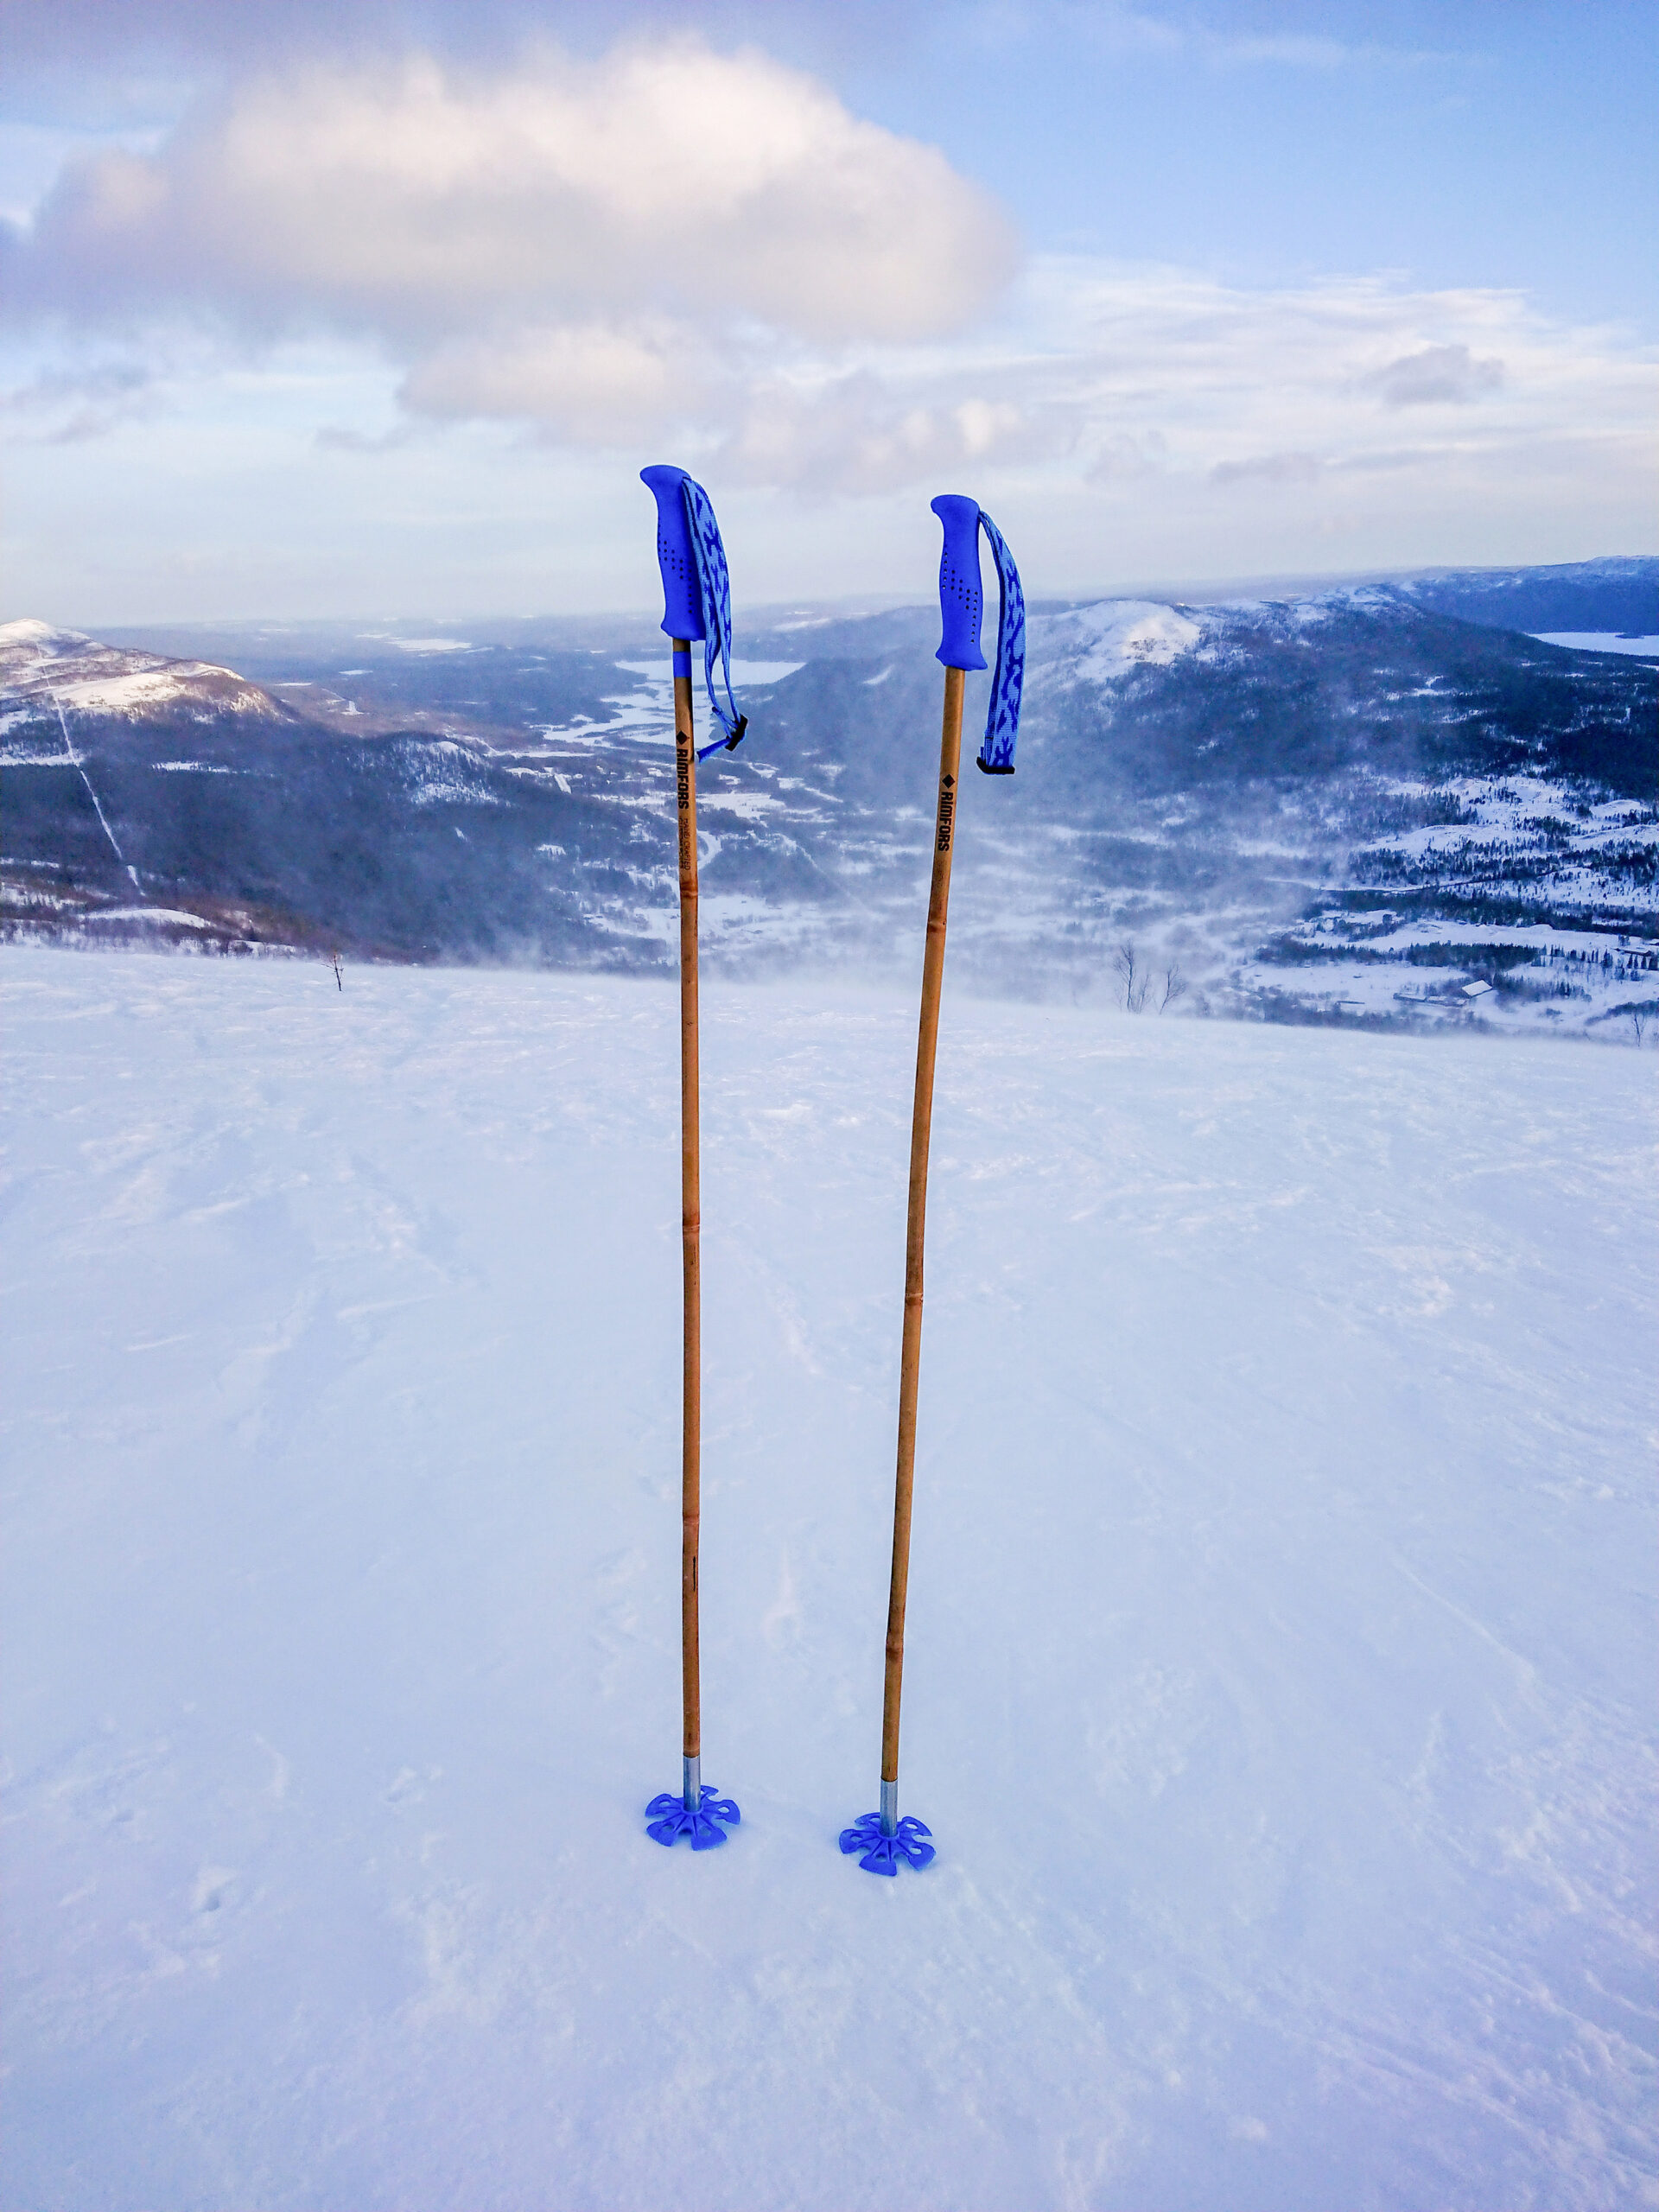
{"left": 880, "top": 664, "right": 966, "bottom": 1786}
{"left": 673, "top": 644, "right": 702, "bottom": 1763}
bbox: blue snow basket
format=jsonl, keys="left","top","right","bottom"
{"left": 646, "top": 1784, "right": 741, "bottom": 1851}
{"left": 838, "top": 1810, "right": 937, "bottom": 1876}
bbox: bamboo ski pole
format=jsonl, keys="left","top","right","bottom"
{"left": 673, "top": 639, "right": 702, "bottom": 1813}
{"left": 880, "top": 664, "right": 965, "bottom": 1827}
{"left": 640, "top": 464, "right": 742, "bottom": 1850}
{"left": 842, "top": 492, "right": 1022, "bottom": 1876}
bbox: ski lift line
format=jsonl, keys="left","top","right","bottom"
{"left": 41, "top": 659, "right": 141, "bottom": 893}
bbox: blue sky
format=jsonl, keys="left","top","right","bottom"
{"left": 3, "top": 1, "right": 1654, "bottom": 624}
{"left": 844, "top": 3, "right": 1657, "bottom": 325}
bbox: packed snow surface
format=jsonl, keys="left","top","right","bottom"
{"left": 3, "top": 949, "right": 1655, "bottom": 2212}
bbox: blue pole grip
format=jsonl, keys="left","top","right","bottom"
{"left": 640, "top": 465, "right": 705, "bottom": 641}
{"left": 931, "top": 493, "right": 988, "bottom": 672}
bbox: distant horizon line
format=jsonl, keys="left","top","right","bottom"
{"left": 22, "top": 552, "right": 1658, "bottom": 639}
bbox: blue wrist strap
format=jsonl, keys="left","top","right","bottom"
{"left": 640, "top": 464, "right": 749, "bottom": 760}
{"left": 974, "top": 508, "right": 1024, "bottom": 776}
{"left": 680, "top": 476, "right": 747, "bottom": 759}
{"left": 930, "top": 493, "right": 1025, "bottom": 774}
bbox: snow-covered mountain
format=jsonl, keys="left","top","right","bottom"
{"left": 3, "top": 577, "right": 1654, "bottom": 1037}
{"left": 0, "top": 617, "right": 287, "bottom": 723}
{"left": 1391, "top": 554, "right": 1659, "bottom": 639}
{"left": 1034, "top": 583, "right": 1453, "bottom": 687}
{"left": 1039, "top": 598, "right": 1204, "bottom": 680}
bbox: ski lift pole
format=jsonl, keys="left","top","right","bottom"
{"left": 639, "top": 465, "right": 746, "bottom": 1850}
{"left": 842, "top": 493, "right": 1024, "bottom": 1876}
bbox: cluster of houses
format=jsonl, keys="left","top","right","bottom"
{"left": 1372, "top": 925, "right": 1656, "bottom": 1021}
{"left": 1391, "top": 978, "right": 1495, "bottom": 1011}
{"left": 1541, "top": 933, "right": 1657, "bottom": 981}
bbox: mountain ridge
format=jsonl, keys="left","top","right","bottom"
{"left": 4, "top": 571, "right": 1655, "bottom": 1038}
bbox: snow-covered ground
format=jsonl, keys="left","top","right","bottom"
{"left": 1341, "top": 776, "right": 1659, "bottom": 924}
{"left": 3, "top": 948, "right": 1655, "bottom": 2212}
{"left": 1236, "top": 909, "right": 1659, "bottom": 1035}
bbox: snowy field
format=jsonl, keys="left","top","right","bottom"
{"left": 3, "top": 947, "right": 1656, "bottom": 2212}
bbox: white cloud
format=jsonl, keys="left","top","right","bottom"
{"left": 1212, "top": 33, "right": 1444, "bottom": 69}
{"left": 2, "top": 30, "right": 1652, "bottom": 594}
{"left": 6, "top": 239, "right": 1651, "bottom": 522}
{"left": 4, "top": 37, "right": 1030, "bottom": 489}
{"left": 10, "top": 41, "right": 1013, "bottom": 347}
{"left": 991, "top": 5, "right": 1457, "bottom": 72}
{"left": 717, "top": 371, "right": 1081, "bottom": 495}
{"left": 0, "top": 357, "right": 155, "bottom": 442}
{"left": 976, "top": 260, "right": 1656, "bottom": 590}
{"left": 1020, "top": 259, "right": 1652, "bottom": 499}
{"left": 1369, "top": 342, "right": 1505, "bottom": 406}
{"left": 402, "top": 321, "right": 713, "bottom": 446}
{"left": 1211, "top": 451, "right": 1323, "bottom": 487}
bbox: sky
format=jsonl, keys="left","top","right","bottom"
{"left": 3, "top": 0, "right": 1655, "bottom": 626}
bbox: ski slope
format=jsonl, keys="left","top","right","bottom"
{"left": 3, "top": 947, "right": 1655, "bottom": 2212}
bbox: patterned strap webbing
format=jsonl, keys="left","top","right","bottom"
{"left": 680, "top": 476, "right": 749, "bottom": 760}
{"left": 976, "top": 509, "right": 1025, "bottom": 775}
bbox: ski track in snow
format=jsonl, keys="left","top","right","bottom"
{"left": 1, "top": 946, "right": 1655, "bottom": 2212}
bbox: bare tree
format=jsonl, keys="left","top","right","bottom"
{"left": 1631, "top": 1004, "right": 1649, "bottom": 1046}
{"left": 1160, "top": 964, "right": 1188, "bottom": 1014}
{"left": 1112, "top": 941, "right": 1135, "bottom": 1009}
{"left": 1113, "top": 941, "right": 1148, "bottom": 1013}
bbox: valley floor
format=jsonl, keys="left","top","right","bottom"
{"left": 2, "top": 949, "right": 1655, "bottom": 2211}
